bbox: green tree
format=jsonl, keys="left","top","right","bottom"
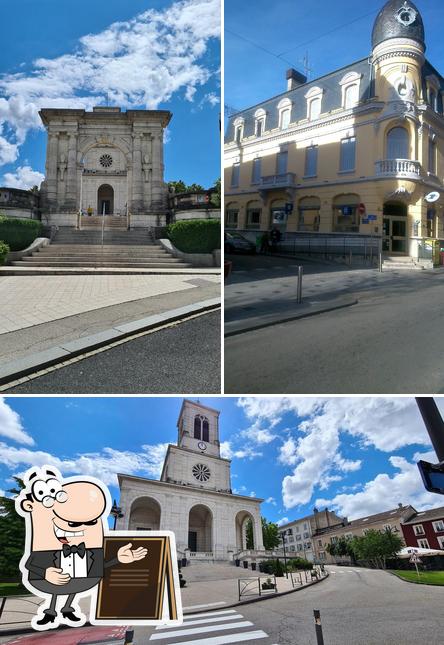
{"left": 0, "top": 478, "right": 26, "bottom": 579}
{"left": 245, "top": 516, "right": 280, "bottom": 551}
{"left": 210, "top": 178, "right": 221, "bottom": 207}
{"left": 168, "top": 180, "right": 187, "bottom": 194}
{"left": 349, "top": 529, "right": 403, "bottom": 569}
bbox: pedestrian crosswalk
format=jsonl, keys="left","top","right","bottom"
{"left": 149, "top": 608, "right": 270, "bottom": 644}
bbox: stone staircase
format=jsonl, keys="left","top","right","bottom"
{"left": 10, "top": 226, "right": 191, "bottom": 270}
{"left": 382, "top": 255, "right": 431, "bottom": 270}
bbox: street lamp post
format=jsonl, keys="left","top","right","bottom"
{"left": 110, "top": 499, "right": 124, "bottom": 530}
{"left": 281, "top": 530, "right": 289, "bottom": 578}
{"left": 416, "top": 398, "right": 444, "bottom": 463}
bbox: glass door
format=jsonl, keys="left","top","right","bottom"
{"left": 383, "top": 217, "right": 407, "bottom": 254}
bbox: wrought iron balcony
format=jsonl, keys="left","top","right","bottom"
{"left": 375, "top": 159, "right": 421, "bottom": 178}
{"left": 260, "top": 172, "right": 297, "bottom": 189}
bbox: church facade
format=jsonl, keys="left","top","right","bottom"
{"left": 224, "top": 0, "right": 444, "bottom": 259}
{"left": 39, "top": 106, "right": 171, "bottom": 228}
{"left": 116, "top": 400, "right": 265, "bottom": 561}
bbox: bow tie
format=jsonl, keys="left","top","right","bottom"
{"left": 62, "top": 543, "right": 86, "bottom": 558}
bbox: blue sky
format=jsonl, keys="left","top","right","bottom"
{"left": 0, "top": 0, "right": 220, "bottom": 190}
{"left": 225, "top": 0, "right": 444, "bottom": 115}
{"left": 0, "top": 396, "right": 441, "bottom": 527}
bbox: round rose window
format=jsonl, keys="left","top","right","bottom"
{"left": 192, "top": 464, "right": 211, "bottom": 482}
{"left": 100, "top": 154, "right": 113, "bottom": 168}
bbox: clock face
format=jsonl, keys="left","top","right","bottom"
{"left": 198, "top": 441, "right": 207, "bottom": 451}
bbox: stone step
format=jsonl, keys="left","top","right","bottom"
{"left": 11, "top": 261, "right": 190, "bottom": 268}
{"left": 22, "top": 256, "right": 184, "bottom": 264}
{"left": 36, "top": 249, "right": 167, "bottom": 257}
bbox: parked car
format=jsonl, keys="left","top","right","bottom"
{"left": 224, "top": 232, "right": 256, "bottom": 254}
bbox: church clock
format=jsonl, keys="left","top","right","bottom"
{"left": 197, "top": 441, "right": 207, "bottom": 451}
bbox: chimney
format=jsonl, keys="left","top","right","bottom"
{"left": 398, "top": 503, "right": 403, "bottom": 509}
{"left": 286, "top": 68, "right": 307, "bottom": 91}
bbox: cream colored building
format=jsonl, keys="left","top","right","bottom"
{"left": 117, "top": 400, "right": 265, "bottom": 562}
{"left": 39, "top": 106, "right": 171, "bottom": 228}
{"left": 278, "top": 508, "right": 343, "bottom": 562}
{"left": 224, "top": 0, "right": 444, "bottom": 259}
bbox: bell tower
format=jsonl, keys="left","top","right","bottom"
{"left": 177, "top": 399, "right": 221, "bottom": 459}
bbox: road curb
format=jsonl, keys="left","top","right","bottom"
{"left": 183, "top": 571, "right": 330, "bottom": 615}
{"left": 387, "top": 570, "right": 444, "bottom": 586}
{"left": 0, "top": 574, "right": 329, "bottom": 636}
{"left": 225, "top": 299, "right": 358, "bottom": 337}
{"left": 0, "top": 298, "right": 221, "bottom": 387}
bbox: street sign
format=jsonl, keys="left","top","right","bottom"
{"left": 367, "top": 214, "right": 377, "bottom": 221}
{"left": 417, "top": 460, "right": 444, "bottom": 495}
{"left": 426, "top": 191, "right": 440, "bottom": 203}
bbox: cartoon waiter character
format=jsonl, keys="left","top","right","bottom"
{"left": 16, "top": 466, "right": 148, "bottom": 631}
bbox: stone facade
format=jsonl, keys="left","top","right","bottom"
{"left": 117, "top": 400, "right": 265, "bottom": 561}
{"left": 39, "top": 106, "right": 171, "bottom": 228}
{"left": 0, "top": 188, "right": 39, "bottom": 220}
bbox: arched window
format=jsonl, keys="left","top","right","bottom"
{"left": 254, "top": 108, "right": 266, "bottom": 137}
{"left": 340, "top": 72, "right": 362, "bottom": 110}
{"left": 277, "top": 99, "right": 292, "bottom": 130}
{"left": 309, "top": 97, "right": 321, "bottom": 120}
{"left": 387, "top": 127, "right": 409, "bottom": 160}
{"left": 194, "top": 415, "right": 209, "bottom": 441}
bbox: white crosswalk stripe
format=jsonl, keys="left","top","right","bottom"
{"left": 150, "top": 608, "right": 270, "bottom": 644}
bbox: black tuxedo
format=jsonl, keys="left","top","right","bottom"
{"left": 25, "top": 547, "right": 117, "bottom": 580}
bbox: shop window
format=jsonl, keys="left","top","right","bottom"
{"left": 246, "top": 208, "right": 261, "bottom": 230}
{"left": 226, "top": 209, "right": 239, "bottom": 228}
{"left": 333, "top": 195, "right": 360, "bottom": 233}
{"left": 298, "top": 197, "right": 320, "bottom": 232}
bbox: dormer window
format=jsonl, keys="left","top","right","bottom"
{"left": 194, "top": 415, "right": 209, "bottom": 442}
{"left": 254, "top": 108, "right": 266, "bottom": 137}
{"left": 233, "top": 118, "right": 244, "bottom": 144}
{"left": 305, "top": 87, "right": 323, "bottom": 121}
{"left": 340, "top": 72, "right": 362, "bottom": 110}
{"left": 277, "top": 99, "right": 292, "bottom": 130}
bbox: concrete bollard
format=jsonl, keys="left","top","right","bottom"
{"left": 124, "top": 629, "right": 135, "bottom": 644}
{"left": 313, "top": 609, "right": 325, "bottom": 645}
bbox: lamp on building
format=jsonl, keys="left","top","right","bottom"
{"left": 110, "top": 499, "right": 124, "bottom": 530}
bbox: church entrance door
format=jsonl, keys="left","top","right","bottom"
{"left": 98, "top": 184, "right": 114, "bottom": 215}
{"left": 188, "top": 531, "right": 197, "bottom": 552}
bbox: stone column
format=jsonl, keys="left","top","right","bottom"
{"left": 254, "top": 509, "right": 264, "bottom": 551}
{"left": 131, "top": 133, "right": 143, "bottom": 213}
{"left": 66, "top": 133, "right": 78, "bottom": 209}
{"left": 45, "top": 133, "right": 59, "bottom": 208}
{"left": 151, "top": 130, "right": 165, "bottom": 210}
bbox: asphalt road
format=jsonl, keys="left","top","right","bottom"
{"left": 6, "top": 311, "right": 220, "bottom": 394}
{"left": 225, "top": 255, "right": 444, "bottom": 393}
{"left": 235, "top": 565, "right": 444, "bottom": 645}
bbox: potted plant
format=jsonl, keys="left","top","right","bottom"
{"left": 261, "top": 577, "right": 275, "bottom": 590}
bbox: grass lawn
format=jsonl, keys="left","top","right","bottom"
{"left": 391, "top": 570, "right": 444, "bottom": 585}
{"left": 0, "top": 582, "right": 28, "bottom": 596}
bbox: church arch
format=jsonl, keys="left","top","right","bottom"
{"left": 128, "top": 496, "right": 161, "bottom": 530}
{"left": 235, "top": 510, "right": 257, "bottom": 551}
{"left": 188, "top": 504, "right": 213, "bottom": 553}
{"left": 98, "top": 184, "right": 114, "bottom": 215}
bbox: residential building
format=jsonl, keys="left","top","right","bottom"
{"left": 278, "top": 508, "right": 342, "bottom": 562}
{"left": 401, "top": 505, "right": 444, "bottom": 549}
{"left": 313, "top": 504, "right": 417, "bottom": 563}
{"left": 224, "top": 0, "right": 444, "bottom": 259}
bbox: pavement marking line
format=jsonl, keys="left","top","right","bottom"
{"left": 170, "top": 631, "right": 269, "bottom": 645}
{"left": 183, "top": 602, "right": 227, "bottom": 611}
{"left": 182, "top": 610, "right": 238, "bottom": 620}
{"left": 155, "top": 614, "right": 243, "bottom": 630}
{"left": 150, "top": 621, "right": 254, "bottom": 640}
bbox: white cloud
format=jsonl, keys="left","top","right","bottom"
{"left": 241, "top": 420, "right": 277, "bottom": 445}
{"left": 265, "top": 496, "right": 277, "bottom": 506}
{"left": 0, "top": 0, "right": 220, "bottom": 168}
{"left": 220, "top": 440, "right": 262, "bottom": 460}
{"left": 249, "top": 491, "right": 256, "bottom": 497}
{"left": 0, "top": 440, "right": 169, "bottom": 486}
{"left": 2, "top": 165, "right": 44, "bottom": 189}
{"left": 316, "top": 450, "right": 439, "bottom": 519}
{"left": 278, "top": 437, "right": 298, "bottom": 466}
{"left": 277, "top": 517, "right": 289, "bottom": 527}
{"left": 0, "top": 398, "right": 34, "bottom": 445}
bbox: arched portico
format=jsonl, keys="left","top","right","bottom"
{"left": 188, "top": 504, "right": 213, "bottom": 553}
{"left": 235, "top": 510, "right": 257, "bottom": 551}
{"left": 128, "top": 496, "right": 161, "bottom": 531}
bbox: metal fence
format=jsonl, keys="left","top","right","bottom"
{"left": 276, "top": 233, "right": 382, "bottom": 264}
{"left": 237, "top": 575, "right": 278, "bottom": 601}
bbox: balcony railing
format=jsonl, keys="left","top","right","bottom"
{"left": 375, "top": 159, "right": 421, "bottom": 178}
{"left": 260, "top": 172, "right": 297, "bottom": 189}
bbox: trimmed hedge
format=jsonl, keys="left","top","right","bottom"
{"left": 0, "top": 241, "right": 9, "bottom": 265}
{"left": 167, "top": 219, "right": 220, "bottom": 253}
{"left": 287, "top": 557, "right": 313, "bottom": 571}
{"left": 259, "top": 559, "right": 286, "bottom": 576}
{"left": 0, "top": 216, "right": 43, "bottom": 251}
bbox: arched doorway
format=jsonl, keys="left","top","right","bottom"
{"left": 97, "top": 184, "right": 114, "bottom": 215}
{"left": 383, "top": 201, "right": 408, "bottom": 254}
{"left": 235, "top": 510, "right": 256, "bottom": 551}
{"left": 188, "top": 504, "right": 213, "bottom": 553}
{"left": 128, "top": 496, "right": 161, "bottom": 531}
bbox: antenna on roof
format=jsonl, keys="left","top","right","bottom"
{"left": 302, "top": 52, "right": 312, "bottom": 80}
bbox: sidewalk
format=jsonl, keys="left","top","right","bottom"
{"left": 0, "top": 570, "right": 328, "bottom": 637}
{"left": 0, "top": 274, "right": 220, "bottom": 377}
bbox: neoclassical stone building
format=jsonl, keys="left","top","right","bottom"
{"left": 117, "top": 400, "right": 265, "bottom": 561}
{"left": 39, "top": 106, "right": 171, "bottom": 227}
{"left": 224, "top": 0, "right": 444, "bottom": 259}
